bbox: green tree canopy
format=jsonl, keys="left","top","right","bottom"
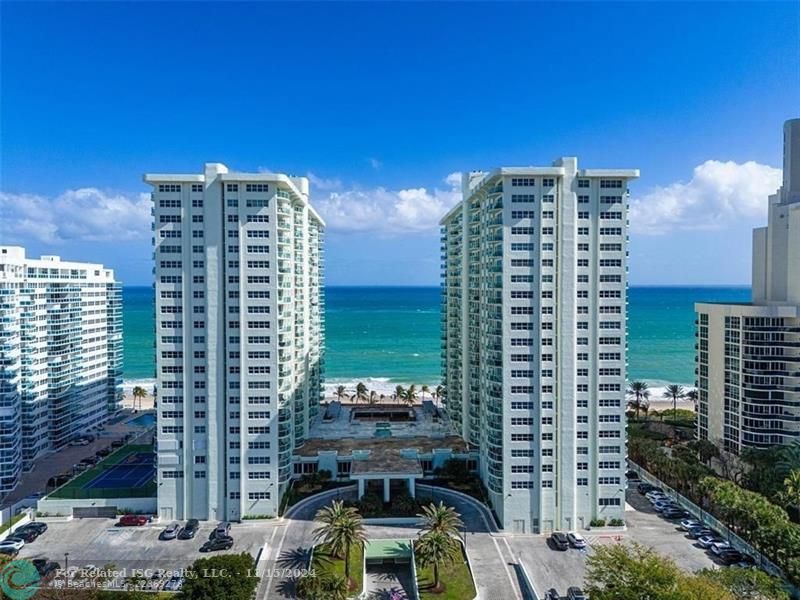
{"left": 179, "top": 553, "right": 258, "bottom": 600}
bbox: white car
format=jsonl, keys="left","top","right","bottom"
{"left": 567, "top": 532, "right": 587, "bottom": 549}
{"left": 0, "top": 539, "right": 25, "bottom": 551}
{"left": 679, "top": 519, "right": 701, "bottom": 531}
{"left": 697, "top": 535, "right": 722, "bottom": 549}
{"left": 647, "top": 492, "right": 668, "bottom": 503}
{"left": 70, "top": 438, "right": 90, "bottom": 446}
{"left": 710, "top": 541, "right": 732, "bottom": 555}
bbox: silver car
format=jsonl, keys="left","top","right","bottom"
{"left": 159, "top": 522, "right": 180, "bottom": 540}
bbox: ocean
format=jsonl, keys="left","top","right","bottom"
{"left": 122, "top": 285, "right": 750, "bottom": 391}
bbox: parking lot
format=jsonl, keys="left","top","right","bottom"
{"left": 507, "top": 487, "right": 719, "bottom": 598}
{"left": 16, "top": 517, "right": 271, "bottom": 592}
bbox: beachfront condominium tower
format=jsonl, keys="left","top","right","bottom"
{"left": 440, "top": 158, "right": 639, "bottom": 533}
{"left": 696, "top": 118, "right": 800, "bottom": 453}
{"left": 0, "top": 247, "right": 122, "bottom": 497}
{"left": 145, "top": 163, "right": 325, "bottom": 521}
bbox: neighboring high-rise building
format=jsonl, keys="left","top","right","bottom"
{"left": 0, "top": 247, "right": 122, "bottom": 497}
{"left": 145, "top": 163, "right": 325, "bottom": 521}
{"left": 440, "top": 159, "right": 639, "bottom": 533}
{"left": 696, "top": 119, "right": 800, "bottom": 453}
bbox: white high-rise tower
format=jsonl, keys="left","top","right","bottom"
{"left": 440, "top": 158, "right": 638, "bottom": 533}
{"left": 696, "top": 119, "right": 800, "bottom": 452}
{"left": 145, "top": 164, "right": 325, "bottom": 521}
{"left": 0, "top": 247, "right": 122, "bottom": 498}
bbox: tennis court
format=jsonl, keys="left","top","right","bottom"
{"left": 50, "top": 444, "right": 157, "bottom": 499}
{"left": 84, "top": 452, "right": 155, "bottom": 490}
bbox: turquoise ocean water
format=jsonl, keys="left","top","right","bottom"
{"left": 123, "top": 286, "right": 750, "bottom": 387}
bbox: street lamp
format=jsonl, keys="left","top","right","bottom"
{"left": 64, "top": 552, "right": 70, "bottom": 573}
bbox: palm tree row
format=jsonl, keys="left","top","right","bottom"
{"left": 414, "top": 502, "right": 464, "bottom": 593}
{"left": 312, "top": 500, "right": 366, "bottom": 591}
{"left": 627, "top": 381, "right": 700, "bottom": 423}
{"left": 330, "top": 382, "right": 446, "bottom": 407}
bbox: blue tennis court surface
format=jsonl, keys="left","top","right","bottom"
{"left": 84, "top": 452, "right": 156, "bottom": 490}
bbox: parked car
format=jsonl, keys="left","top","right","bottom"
{"left": 550, "top": 532, "right": 569, "bottom": 551}
{"left": 200, "top": 536, "right": 233, "bottom": 552}
{"left": 70, "top": 438, "right": 91, "bottom": 446}
{"left": 23, "top": 522, "right": 47, "bottom": 534}
{"left": 160, "top": 522, "right": 181, "bottom": 540}
{"left": 646, "top": 490, "right": 666, "bottom": 500}
{"left": 97, "top": 447, "right": 112, "bottom": 457}
{"left": 686, "top": 527, "right": 714, "bottom": 539}
{"left": 734, "top": 555, "right": 756, "bottom": 568}
{"left": 118, "top": 514, "right": 148, "bottom": 527}
{"left": 544, "top": 589, "right": 560, "bottom": 600}
{"left": 625, "top": 469, "right": 640, "bottom": 480}
{"left": 32, "top": 559, "right": 60, "bottom": 578}
{"left": 653, "top": 500, "right": 676, "bottom": 512}
{"left": 638, "top": 482, "right": 659, "bottom": 494}
{"left": 710, "top": 541, "right": 732, "bottom": 555}
{"left": 567, "top": 586, "right": 587, "bottom": 600}
{"left": 661, "top": 508, "right": 688, "bottom": 520}
{"left": 567, "top": 532, "right": 587, "bottom": 549}
{"left": 0, "top": 539, "right": 25, "bottom": 551}
{"left": 717, "top": 549, "right": 743, "bottom": 565}
{"left": 0, "top": 546, "right": 19, "bottom": 556}
{"left": 7, "top": 529, "right": 38, "bottom": 543}
{"left": 697, "top": 535, "right": 723, "bottom": 549}
{"left": 111, "top": 440, "right": 124, "bottom": 449}
{"left": 164, "top": 576, "right": 183, "bottom": 591}
{"left": 178, "top": 519, "right": 200, "bottom": 540}
{"left": 211, "top": 521, "right": 231, "bottom": 540}
{"left": 679, "top": 519, "right": 702, "bottom": 531}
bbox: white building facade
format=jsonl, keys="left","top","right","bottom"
{"left": 145, "top": 163, "right": 324, "bottom": 521}
{"left": 696, "top": 119, "right": 800, "bottom": 453}
{"left": 440, "top": 158, "right": 638, "bottom": 533}
{"left": 0, "top": 247, "right": 122, "bottom": 497}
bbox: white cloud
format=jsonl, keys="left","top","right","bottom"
{"left": 312, "top": 173, "right": 461, "bottom": 233}
{"left": 368, "top": 157, "right": 383, "bottom": 170}
{"left": 630, "top": 160, "right": 781, "bottom": 235}
{"left": 0, "top": 188, "right": 151, "bottom": 244}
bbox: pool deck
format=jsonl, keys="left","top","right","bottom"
{"left": 296, "top": 402, "right": 467, "bottom": 457}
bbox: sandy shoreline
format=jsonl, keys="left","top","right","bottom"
{"left": 121, "top": 377, "right": 695, "bottom": 412}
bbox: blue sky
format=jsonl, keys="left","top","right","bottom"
{"left": 1, "top": 1, "right": 798, "bottom": 286}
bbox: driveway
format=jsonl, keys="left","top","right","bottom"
{"left": 258, "top": 484, "right": 526, "bottom": 600}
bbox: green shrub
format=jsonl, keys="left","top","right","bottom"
{"left": 589, "top": 518, "right": 606, "bottom": 527}
{"left": 356, "top": 493, "right": 383, "bottom": 517}
{"left": 608, "top": 518, "right": 625, "bottom": 527}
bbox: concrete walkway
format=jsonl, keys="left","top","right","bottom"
{"left": 365, "top": 564, "right": 415, "bottom": 599}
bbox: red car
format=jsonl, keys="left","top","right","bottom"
{"left": 118, "top": 514, "right": 148, "bottom": 526}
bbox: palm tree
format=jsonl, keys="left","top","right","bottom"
{"left": 415, "top": 529, "right": 460, "bottom": 593}
{"left": 379, "top": 394, "right": 386, "bottom": 403}
{"left": 685, "top": 389, "right": 699, "bottom": 412}
{"left": 325, "top": 574, "right": 349, "bottom": 600}
{"left": 131, "top": 386, "right": 147, "bottom": 412}
{"left": 313, "top": 500, "right": 366, "bottom": 587}
{"left": 435, "top": 385, "right": 446, "bottom": 407}
{"left": 662, "top": 384, "right": 686, "bottom": 424}
{"left": 404, "top": 384, "right": 418, "bottom": 407}
{"left": 626, "top": 381, "right": 650, "bottom": 420}
{"left": 417, "top": 501, "right": 463, "bottom": 537}
{"left": 778, "top": 469, "right": 800, "bottom": 516}
{"left": 777, "top": 440, "right": 800, "bottom": 476}
{"left": 369, "top": 391, "right": 378, "bottom": 405}
{"left": 335, "top": 385, "right": 347, "bottom": 404}
{"left": 421, "top": 384, "right": 430, "bottom": 404}
{"left": 394, "top": 385, "right": 405, "bottom": 404}
{"left": 356, "top": 382, "right": 368, "bottom": 403}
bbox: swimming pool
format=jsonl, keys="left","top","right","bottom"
{"left": 128, "top": 413, "right": 156, "bottom": 428}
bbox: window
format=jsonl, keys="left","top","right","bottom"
{"left": 245, "top": 183, "right": 269, "bottom": 192}
{"left": 226, "top": 183, "right": 239, "bottom": 192}
{"left": 542, "top": 178, "right": 555, "bottom": 187}
{"left": 512, "top": 194, "right": 535, "bottom": 203}
{"left": 578, "top": 179, "right": 590, "bottom": 188}
{"left": 600, "top": 179, "right": 623, "bottom": 189}
{"left": 512, "top": 211, "right": 536, "bottom": 219}
{"left": 511, "top": 177, "right": 535, "bottom": 186}
{"left": 158, "top": 184, "right": 181, "bottom": 193}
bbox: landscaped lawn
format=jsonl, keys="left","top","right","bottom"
{"left": 415, "top": 543, "right": 476, "bottom": 600}
{"left": 312, "top": 542, "right": 364, "bottom": 597}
